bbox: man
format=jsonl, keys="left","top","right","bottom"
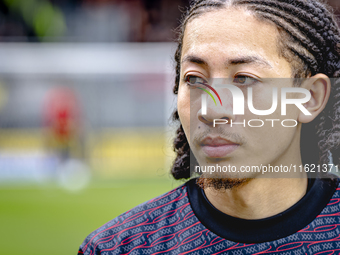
{"left": 44, "top": 87, "right": 82, "bottom": 161}
{"left": 79, "top": 0, "right": 340, "bottom": 254}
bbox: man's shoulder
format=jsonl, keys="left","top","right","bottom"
{"left": 321, "top": 175, "right": 340, "bottom": 211}
{"left": 78, "top": 181, "right": 191, "bottom": 254}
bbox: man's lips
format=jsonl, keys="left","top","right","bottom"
{"left": 201, "top": 137, "right": 239, "bottom": 158}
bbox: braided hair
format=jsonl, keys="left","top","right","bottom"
{"left": 171, "top": 0, "right": 340, "bottom": 179}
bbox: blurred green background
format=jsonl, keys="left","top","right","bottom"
{"left": 0, "top": 0, "right": 190, "bottom": 254}
{"left": 0, "top": 177, "right": 183, "bottom": 255}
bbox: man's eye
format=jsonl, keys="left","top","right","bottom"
{"left": 185, "top": 75, "right": 207, "bottom": 86}
{"left": 233, "top": 75, "right": 258, "bottom": 86}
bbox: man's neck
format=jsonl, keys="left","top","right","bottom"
{"left": 204, "top": 174, "right": 308, "bottom": 220}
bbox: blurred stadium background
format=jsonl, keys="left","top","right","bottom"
{"left": 0, "top": 0, "right": 340, "bottom": 254}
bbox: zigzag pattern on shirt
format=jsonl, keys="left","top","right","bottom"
{"left": 79, "top": 186, "right": 340, "bottom": 255}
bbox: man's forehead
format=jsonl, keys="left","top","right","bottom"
{"left": 183, "top": 8, "right": 277, "bottom": 42}
{"left": 180, "top": 8, "right": 287, "bottom": 73}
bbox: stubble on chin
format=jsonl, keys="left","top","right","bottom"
{"left": 196, "top": 175, "right": 249, "bottom": 190}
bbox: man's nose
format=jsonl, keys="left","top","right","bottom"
{"left": 197, "top": 94, "right": 236, "bottom": 126}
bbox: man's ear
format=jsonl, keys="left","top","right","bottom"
{"left": 298, "top": 73, "right": 331, "bottom": 123}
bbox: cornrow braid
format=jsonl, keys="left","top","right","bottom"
{"left": 171, "top": 0, "right": 340, "bottom": 179}
{"left": 237, "top": 0, "right": 340, "bottom": 76}
{"left": 238, "top": 2, "right": 324, "bottom": 74}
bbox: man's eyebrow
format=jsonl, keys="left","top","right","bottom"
{"left": 181, "top": 55, "right": 273, "bottom": 68}
{"left": 227, "top": 56, "right": 273, "bottom": 68}
{"left": 181, "top": 55, "right": 208, "bottom": 66}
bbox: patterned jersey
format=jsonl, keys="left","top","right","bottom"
{"left": 78, "top": 177, "right": 340, "bottom": 254}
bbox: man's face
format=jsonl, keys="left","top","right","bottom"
{"left": 177, "top": 8, "right": 304, "bottom": 181}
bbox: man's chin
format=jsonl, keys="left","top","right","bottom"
{"left": 196, "top": 172, "right": 251, "bottom": 190}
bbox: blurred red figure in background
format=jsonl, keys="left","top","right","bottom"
{"left": 43, "top": 87, "right": 82, "bottom": 161}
